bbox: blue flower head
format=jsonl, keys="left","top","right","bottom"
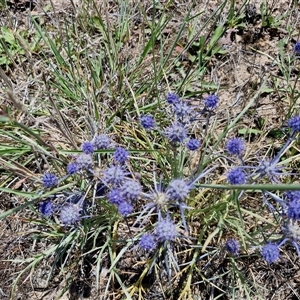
{"left": 225, "top": 239, "right": 240, "bottom": 256}
{"left": 67, "top": 162, "right": 78, "bottom": 175}
{"left": 39, "top": 201, "right": 53, "bottom": 217}
{"left": 186, "top": 138, "right": 201, "bottom": 151}
{"left": 60, "top": 203, "right": 82, "bottom": 225}
{"left": 82, "top": 141, "right": 94, "bottom": 154}
{"left": 284, "top": 191, "right": 300, "bottom": 202}
{"left": 42, "top": 173, "right": 58, "bottom": 188}
{"left": 93, "top": 134, "right": 112, "bottom": 149}
{"left": 75, "top": 153, "right": 93, "bottom": 170}
{"left": 204, "top": 94, "right": 219, "bottom": 109}
{"left": 108, "top": 189, "right": 125, "bottom": 205}
{"left": 294, "top": 42, "right": 300, "bottom": 55}
{"left": 102, "top": 166, "right": 126, "bottom": 186}
{"left": 166, "top": 178, "right": 190, "bottom": 202}
{"left": 140, "top": 115, "right": 156, "bottom": 130}
{"left": 173, "top": 101, "right": 191, "bottom": 119}
{"left": 261, "top": 243, "right": 280, "bottom": 264}
{"left": 288, "top": 115, "right": 300, "bottom": 132}
{"left": 164, "top": 123, "right": 187, "bottom": 144}
{"left": 287, "top": 199, "right": 300, "bottom": 221}
{"left": 114, "top": 147, "right": 129, "bottom": 164}
{"left": 156, "top": 217, "right": 178, "bottom": 242}
{"left": 167, "top": 93, "right": 180, "bottom": 105}
{"left": 121, "top": 180, "right": 142, "bottom": 202}
{"left": 139, "top": 234, "right": 156, "bottom": 251}
{"left": 118, "top": 201, "right": 133, "bottom": 217}
{"left": 227, "top": 168, "right": 246, "bottom": 185}
{"left": 226, "top": 138, "right": 245, "bottom": 156}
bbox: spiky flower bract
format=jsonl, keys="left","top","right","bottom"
{"left": 114, "top": 147, "right": 129, "bottom": 164}
{"left": 226, "top": 138, "right": 245, "bottom": 156}
{"left": 227, "top": 168, "right": 246, "bottom": 185}
{"left": 204, "top": 94, "right": 218, "bottom": 109}
{"left": 167, "top": 92, "right": 180, "bottom": 104}
{"left": 60, "top": 203, "right": 81, "bottom": 225}
{"left": 166, "top": 178, "right": 190, "bottom": 202}
{"left": 139, "top": 234, "right": 156, "bottom": 251}
{"left": 261, "top": 243, "right": 280, "bottom": 264}
{"left": 164, "top": 123, "right": 187, "bottom": 144}
{"left": 42, "top": 173, "right": 58, "bottom": 188}
{"left": 140, "top": 115, "right": 156, "bottom": 130}
{"left": 225, "top": 239, "right": 240, "bottom": 256}
{"left": 121, "top": 180, "right": 142, "bottom": 201}
{"left": 82, "top": 141, "right": 94, "bottom": 154}
{"left": 186, "top": 138, "right": 201, "bottom": 151}
{"left": 155, "top": 218, "right": 178, "bottom": 242}
{"left": 39, "top": 201, "right": 53, "bottom": 217}
{"left": 102, "top": 166, "right": 126, "bottom": 186}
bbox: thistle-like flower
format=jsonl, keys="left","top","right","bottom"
{"left": 164, "top": 123, "right": 187, "bottom": 144}
{"left": 114, "top": 147, "right": 129, "bottom": 165}
{"left": 261, "top": 243, "right": 280, "bottom": 264}
{"left": 225, "top": 239, "right": 240, "bottom": 256}
{"left": 82, "top": 141, "right": 94, "bottom": 154}
{"left": 139, "top": 234, "right": 156, "bottom": 251}
{"left": 186, "top": 138, "right": 201, "bottom": 151}
{"left": 155, "top": 217, "right": 178, "bottom": 242}
{"left": 140, "top": 115, "right": 156, "bottom": 130}
{"left": 42, "top": 173, "right": 58, "bottom": 188}
{"left": 39, "top": 201, "right": 53, "bottom": 217}
{"left": 227, "top": 168, "right": 246, "bottom": 185}
{"left": 93, "top": 134, "right": 112, "bottom": 149}
{"left": 102, "top": 166, "right": 126, "bottom": 186}
{"left": 226, "top": 138, "right": 245, "bottom": 156}
{"left": 60, "top": 203, "right": 82, "bottom": 225}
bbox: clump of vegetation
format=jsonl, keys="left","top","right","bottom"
{"left": 1, "top": 0, "right": 300, "bottom": 299}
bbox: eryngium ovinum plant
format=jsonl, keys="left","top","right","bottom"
{"left": 9, "top": 92, "right": 300, "bottom": 297}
